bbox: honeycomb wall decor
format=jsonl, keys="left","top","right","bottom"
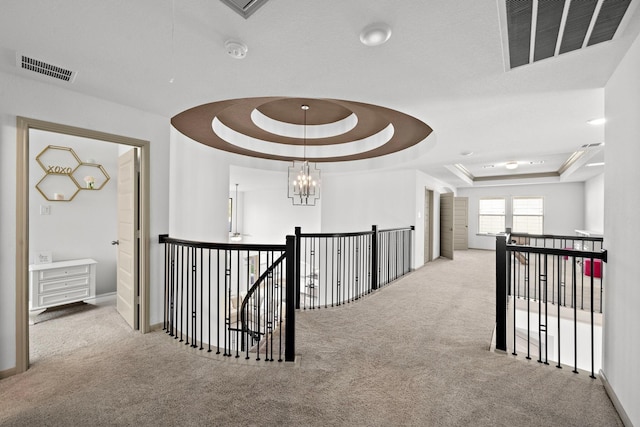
{"left": 35, "top": 145, "right": 110, "bottom": 201}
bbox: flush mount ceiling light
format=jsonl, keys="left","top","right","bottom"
{"left": 505, "top": 161, "right": 519, "bottom": 170}
{"left": 224, "top": 39, "right": 248, "bottom": 59}
{"left": 360, "top": 23, "right": 392, "bottom": 46}
{"left": 587, "top": 118, "right": 606, "bottom": 125}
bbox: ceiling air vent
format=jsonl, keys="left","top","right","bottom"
{"left": 219, "top": 0, "right": 270, "bottom": 19}
{"left": 504, "top": 0, "right": 633, "bottom": 69}
{"left": 17, "top": 54, "right": 77, "bottom": 83}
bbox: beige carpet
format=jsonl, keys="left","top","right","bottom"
{"left": 0, "top": 250, "right": 622, "bottom": 426}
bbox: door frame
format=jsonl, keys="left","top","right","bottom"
{"left": 15, "top": 116, "right": 151, "bottom": 374}
{"left": 424, "top": 188, "right": 434, "bottom": 263}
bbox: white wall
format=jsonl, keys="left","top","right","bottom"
{"left": 29, "top": 130, "right": 119, "bottom": 296}
{"left": 321, "top": 169, "right": 416, "bottom": 233}
{"left": 584, "top": 173, "right": 604, "bottom": 235}
{"left": 458, "top": 182, "right": 585, "bottom": 250}
{"left": 168, "top": 128, "right": 230, "bottom": 242}
{"left": 603, "top": 30, "right": 640, "bottom": 426}
{"left": 243, "top": 187, "right": 321, "bottom": 244}
{"left": 0, "top": 71, "right": 170, "bottom": 372}
{"left": 320, "top": 169, "right": 451, "bottom": 269}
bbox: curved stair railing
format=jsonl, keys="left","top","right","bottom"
{"left": 239, "top": 251, "right": 287, "bottom": 361}
{"left": 159, "top": 234, "right": 295, "bottom": 362}
{"left": 159, "top": 225, "right": 413, "bottom": 365}
{"left": 294, "top": 225, "right": 414, "bottom": 309}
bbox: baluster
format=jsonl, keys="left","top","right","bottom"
{"left": 572, "top": 256, "right": 578, "bottom": 374}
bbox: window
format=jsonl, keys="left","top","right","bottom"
{"left": 478, "top": 198, "right": 505, "bottom": 234}
{"left": 512, "top": 197, "right": 543, "bottom": 234}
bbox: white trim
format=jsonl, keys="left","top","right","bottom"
{"left": 84, "top": 292, "right": 117, "bottom": 306}
{"left": 600, "top": 369, "right": 633, "bottom": 427}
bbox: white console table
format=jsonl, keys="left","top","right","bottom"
{"left": 29, "top": 258, "right": 97, "bottom": 323}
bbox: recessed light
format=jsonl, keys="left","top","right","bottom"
{"left": 360, "top": 23, "right": 392, "bottom": 46}
{"left": 460, "top": 151, "right": 474, "bottom": 157}
{"left": 586, "top": 162, "right": 605, "bottom": 167}
{"left": 505, "top": 161, "right": 519, "bottom": 170}
{"left": 587, "top": 118, "right": 606, "bottom": 125}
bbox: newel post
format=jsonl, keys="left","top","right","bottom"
{"left": 495, "top": 233, "right": 508, "bottom": 352}
{"left": 371, "top": 225, "right": 379, "bottom": 290}
{"left": 285, "top": 234, "right": 296, "bottom": 362}
{"left": 294, "top": 226, "right": 301, "bottom": 310}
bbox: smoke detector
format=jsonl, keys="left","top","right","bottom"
{"left": 225, "top": 40, "right": 248, "bottom": 59}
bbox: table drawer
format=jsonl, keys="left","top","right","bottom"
{"left": 40, "top": 276, "right": 90, "bottom": 294}
{"left": 39, "top": 287, "right": 90, "bottom": 307}
{"left": 39, "top": 265, "right": 91, "bottom": 280}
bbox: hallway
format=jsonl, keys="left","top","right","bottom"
{"left": 0, "top": 250, "right": 621, "bottom": 426}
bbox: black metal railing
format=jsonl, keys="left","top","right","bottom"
{"left": 496, "top": 231, "right": 607, "bottom": 378}
{"left": 377, "top": 226, "right": 414, "bottom": 287}
{"left": 159, "top": 225, "right": 413, "bottom": 363}
{"left": 159, "top": 235, "right": 295, "bottom": 362}
{"left": 508, "top": 232, "right": 605, "bottom": 312}
{"left": 295, "top": 225, "right": 413, "bottom": 309}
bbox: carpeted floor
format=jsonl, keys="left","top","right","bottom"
{"left": 0, "top": 250, "right": 622, "bottom": 426}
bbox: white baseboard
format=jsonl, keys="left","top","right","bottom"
{"left": 600, "top": 369, "right": 634, "bottom": 427}
{"left": 85, "top": 292, "right": 116, "bottom": 306}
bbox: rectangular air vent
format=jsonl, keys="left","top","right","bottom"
{"left": 17, "top": 54, "right": 77, "bottom": 83}
{"left": 505, "top": 0, "right": 633, "bottom": 69}
{"left": 581, "top": 142, "right": 605, "bottom": 148}
{"left": 220, "top": 0, "right": 270, "bottom": 19}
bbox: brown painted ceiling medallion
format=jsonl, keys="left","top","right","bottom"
{"left": 171, "top": 97, "right": 433, "bottom": 162}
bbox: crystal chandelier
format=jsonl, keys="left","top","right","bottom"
{"left": 288, "top": 104, "right": 321, "bottom": 206}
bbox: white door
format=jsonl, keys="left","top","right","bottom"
{"left": 116, "top": 148, "right": 139, "bottom": 329}
{"left": 454, "top": 197, "right": 469, "bottom": 250}
{"left": 440, "top": 193, "right": 454, "bottom": 260}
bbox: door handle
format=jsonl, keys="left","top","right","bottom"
{"left": 111, "top": 240, "right": 119, "bottom": 245}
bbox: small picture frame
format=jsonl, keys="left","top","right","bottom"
{"left": 35, "top": 251, "right": 53, "bottom": 264}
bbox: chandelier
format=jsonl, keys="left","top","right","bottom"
{"left": 288, "top": 104, "right": 321, "bottom": 206}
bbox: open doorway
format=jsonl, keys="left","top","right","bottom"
{"left": 15, "top": 117, "right": 150, "bottom": 374}
{"left": 424, "top": 188, "right": 434, "bottom": 263}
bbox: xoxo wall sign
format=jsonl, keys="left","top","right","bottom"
{"left": 35, "top": 145, "right": 110, "bottom": 202}
{"left": 45, "top": 165, "right": 74, "bottom": 174}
